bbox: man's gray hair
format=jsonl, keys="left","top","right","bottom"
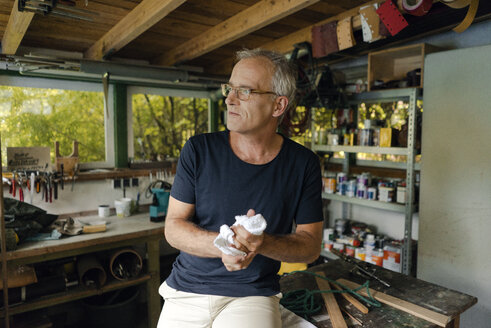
{"left": 236, "top": 49, "right": 297, "bottom": 121}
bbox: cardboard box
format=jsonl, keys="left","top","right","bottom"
{"left": 368, "top": 43, "right": 441, "bottom": 91}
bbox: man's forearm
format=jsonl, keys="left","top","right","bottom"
{"left": 165, "top": 218, "right": 222, "bottom": 258}
{"left": 259, "top": 231, "right": 321, "bottom": 263}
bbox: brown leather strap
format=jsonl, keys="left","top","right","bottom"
{"left": 337, "top": 16, "right": 356, "bottom": 50}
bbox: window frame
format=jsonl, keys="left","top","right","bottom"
{"left": 0, "top": 74, "right": 115, "bottom": 169}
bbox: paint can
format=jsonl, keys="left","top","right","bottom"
{"left": 355, "top": 247, "right": 366, "bottom": 261}
{"left": 397, "top": 186, "right": 407, "bottom": 204}
{"left": 345, "top": 245, "right": 356, "bottom": 257}
{"left": 346, "top": 180, "right": 357, "bottom": 197}
{"left": 323, "top": 174, "right": 336, "bottom": 194}
{"left": 333, "top": 242, "right": 345, "bottom": 253}
{"left": 383, "top": 244, "right": 402, "bottom": 273}
{"left": 336, "top": 172, "right": 347, "bottom": 191}
{"left": 356, "top": 184, "right": 367, "bottom": 199}
{"left": 378, "top": 186, "right": 394, "bottom": 202}
{"left": 364, "top": 234, "right": 376, "bottom": 255}
{"left": 369, "top": 248, "right": 384, "bottom": 266}
{"left": 323, "top": 240, "right": 333, "bottom": 250}
{"left": 339, "top": 181, "right": 347, "bottom": 195}
{"left": 367, "top": 187, "right": 377, "bottom": 200}
{"left": 98, "top": 205, "right": 110, "bottom": 218}
{"left": 335, "top": 219, "right": 348, "bottom": 236}
{"left": 323, "top": 228, "right": 335, "bottom": 241}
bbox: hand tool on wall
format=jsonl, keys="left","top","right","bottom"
{"left": 30, "top": 172, "right": 35, "bottom": 204}
{"left": 71, "top": 163, "right": 79, "bottom": 191}
{"left": 60, "top": 163, "right": 64, "bottom": 190}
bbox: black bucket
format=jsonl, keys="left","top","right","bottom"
{"left": 82, "top": 286, "right": 140, "bottom": 328}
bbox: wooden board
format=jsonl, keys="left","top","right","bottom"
{"left": 331, "top": 281, "right": 369, "bottom": 314}
{"left": 279, "top": 260, "right": 477, "bottom": 328}
{"left": 315, "top": 272, "right": 347, "bottom": 328}
{"left": 337, "top": 278, "right": 451, "bottom": 327}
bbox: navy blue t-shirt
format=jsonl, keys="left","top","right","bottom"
{"left": 165, "top": 130, "right": 323, "bottom": 297}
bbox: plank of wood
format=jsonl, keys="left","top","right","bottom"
{"left": 315, "top": 272, "right": 348, "bottom": 328}
{"left": 154, "top": 0, "right": 320, "bottom": 66}
{"left": 337, "top": 278, "right": 452, "bottom": 327}
{"left": 209, "top": 0, "right": 385, "bottom": 75}
{"left": 340, "top": 307, "right": 363, "bottom": 326}
{"left": 332, "top": 281, "right": 369, "bottom": 314}
{"left": 1, "top": 0, "right": 35, "bottom": 54}
{"left": 84, "top": 0, "right": 186, "bottom": 59}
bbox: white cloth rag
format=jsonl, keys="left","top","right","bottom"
{"left": 213, "top": 214, "right": 267, "bottom": 256}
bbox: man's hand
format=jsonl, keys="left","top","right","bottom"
{"left": 221, "top": 209, "right": 264, "bottom": 271}
{"left": 221, "top": 251, "right": 256, "bottom": 271}
{"left": 231, "top": 209, "right": 265, "bottom": 253}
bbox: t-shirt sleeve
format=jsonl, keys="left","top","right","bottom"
{"left": 295, "top": 153, "right": 323, "bottom": 225}
{"left": 170, "top": 138, "right": 196, "bottom": 204}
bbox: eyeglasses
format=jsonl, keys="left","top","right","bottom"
{"left": 221, "top": 83, "right": 277, "bottom": 101}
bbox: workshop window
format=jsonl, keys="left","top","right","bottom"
{"left": 130, "top": 92, "right": 209, "bottom": 161}
{"left": 0, "top": 85, "right": 106, "bottom": 165}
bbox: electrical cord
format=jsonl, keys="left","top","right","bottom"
{"left": 280, "top": 270, "right": 381, "bottom": 319}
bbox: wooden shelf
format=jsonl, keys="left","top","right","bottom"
{"left": 322, "top": 192, "right": 414, "bottom": 213}
{"left": 313, "top": 145, "right": 409, "bottom": 155}
{"left": 0, "top": 275, "right": 150, "bottom": 317}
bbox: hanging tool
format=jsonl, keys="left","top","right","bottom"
{"left": 60, "top": 163, "right": 64, "bottom": 190}
{"left": 71, "top": 163, "right": 79, "bottom": 191}
{"left": 12, "top": 172, "right": 16, "bottom": 197}
{"left": 30, "top": 172, "right": 35, "bottom": 204}
{"left": 48, "top": 173, "right": 53, "bottom": 203}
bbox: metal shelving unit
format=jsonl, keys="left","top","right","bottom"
{"left": 313, "top": 88, "right": 420, "bottom": 275}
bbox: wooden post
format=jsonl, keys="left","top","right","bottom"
{"left": 0, "top": 135, "right": 11, "bottom": 328}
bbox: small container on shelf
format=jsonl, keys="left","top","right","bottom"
{"left": 378, "top": 186, "right": 394, "bottom": 202}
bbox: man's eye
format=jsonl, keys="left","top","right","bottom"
{"left": 239, "top": 88, "right": 250, "bottom": 96}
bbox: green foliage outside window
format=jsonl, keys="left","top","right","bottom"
{"left": 0, "top": 86, "right": 105, "bottom": 165}
{"left": 131, "top": 94, "right": 209, "bottom": 161}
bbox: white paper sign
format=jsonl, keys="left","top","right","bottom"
{"left": 7, "top": 147, "right": 51, "bottom": 171}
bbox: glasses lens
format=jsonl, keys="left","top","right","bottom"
{"left": 221, "top": 84, "right": 231, "bottom": 97}
{"left": 237, "top": 88, "right": 250, "bottom": 101}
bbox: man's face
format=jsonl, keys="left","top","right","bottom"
{"left": 225, "top": 57, "right": 280, "bottom": 134}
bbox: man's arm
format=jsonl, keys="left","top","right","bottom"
{"left": 164, "top": 196, "right": 222, "bottom": 258}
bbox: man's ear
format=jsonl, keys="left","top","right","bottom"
{"left": 272, "top": 96, "right": 288, "bottom": 118}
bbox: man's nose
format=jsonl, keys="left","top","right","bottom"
{"left": 225, "top": 89, "right": 239, "bottom": 105}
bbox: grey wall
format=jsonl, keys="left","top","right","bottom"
{"left": 418, "top": 44, "right": 491, "bottom": 327}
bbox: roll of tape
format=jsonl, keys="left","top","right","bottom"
{"left": 402, "top": 0, "right": 433, "bottom": 16}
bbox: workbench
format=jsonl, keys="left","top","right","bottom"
{"left": 1, "top": 212, "right": 165, "bottom": 328}
{"left": 280, "top": 259, "right": 477, "bottom": 328}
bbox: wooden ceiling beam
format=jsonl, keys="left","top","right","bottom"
{"left": 261, "top": 0, "right": 385, "bottom": 54}
{"left": 84, "top": 0, "right": 186, "bottom": 60}
{"left": 1, "top": 0, "right": 34, "bottom": 55}
{"left": 208, "top": 0, "right": 385, "bottom": 75}
{"left": 153, "top": 0, "right": 320, "bottom": 66}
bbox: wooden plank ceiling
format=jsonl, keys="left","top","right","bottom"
{"left": 0, "top": 0, "right": 490, "bottom": 79}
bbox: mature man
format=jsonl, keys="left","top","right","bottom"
{"left": 158, "top": 48, "right": 323, "bottom": 328}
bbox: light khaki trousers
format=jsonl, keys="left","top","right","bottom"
{"left": 157, "top": 281, "right": 282, "bottom": 328}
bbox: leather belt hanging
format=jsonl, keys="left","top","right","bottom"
{"left": 360, "top": 4, "right": 383, "bottom": 43}
{"left": 337, "top": 16, "right": 356, "bottom": 50}
{"left": 376, "top": 0, "right": 409, "bottom": 36}
{"left": 441, "top": 0, "right": 480, "bottom": 33}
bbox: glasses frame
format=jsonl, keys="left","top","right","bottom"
{"left": 221, "top": 83, "right": 277, "bottom": 101}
